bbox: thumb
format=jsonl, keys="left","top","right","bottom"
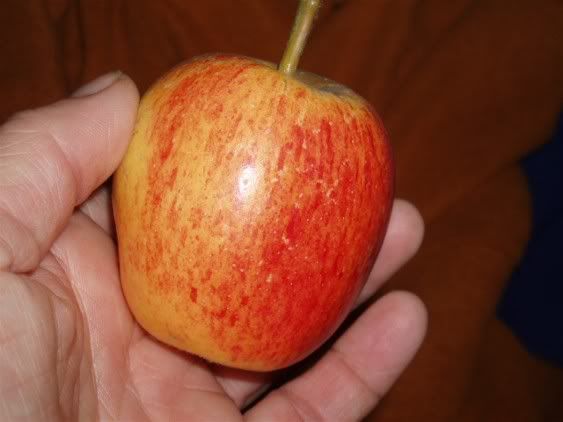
{"left": 0, "top": 72, "right": 139, "bottom": 272}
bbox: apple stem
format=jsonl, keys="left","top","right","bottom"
{"left": 279, "top": 0, "right": 321, "bottom": 76}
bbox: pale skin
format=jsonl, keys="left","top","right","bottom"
{"left": 0, "top": 73, "right": 427, "bottom": 421}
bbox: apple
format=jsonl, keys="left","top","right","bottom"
{"left": 113, "top": 0, "right": 393, "bottom": 371}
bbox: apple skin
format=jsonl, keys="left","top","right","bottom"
{"left": 113, "top": 54, "right": 394, "bottom": 371}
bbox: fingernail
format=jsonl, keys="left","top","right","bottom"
{"left": 72, "top": 71, "right": 123, "bottom": 97}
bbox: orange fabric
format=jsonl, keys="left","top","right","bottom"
{"left": 1, "top": 0, "right": 563, "bottom": 420}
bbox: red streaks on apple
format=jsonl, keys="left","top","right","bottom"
{"left": 190, "top": 287, "right": 198, "bottom": 304}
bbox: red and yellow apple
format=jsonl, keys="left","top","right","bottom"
{"left": 113, "top": 0, "right": 393, "bottom": 371}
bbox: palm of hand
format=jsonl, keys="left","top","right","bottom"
{"left": 0, "top": 75, "right": 425, "bottom": 422}
{"left": 3, "top": 205, "right": 248, "bottom": 421}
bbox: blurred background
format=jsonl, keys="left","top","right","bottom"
{"left": 1, "top": 0, "right": 562, "bottom": 420}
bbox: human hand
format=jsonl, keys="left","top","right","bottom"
{"left": 0, "top": 72, "right": 426, "bottom": 421}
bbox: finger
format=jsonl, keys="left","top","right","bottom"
{"left": 215, "top": 199, "right": 424, "bottom": 407}
{"left": 356, "top": 199, "right": 424, "bottom": 304}
{"left": 80, "top": 184, "right": 115, "bottom": 236}
{"left": 245, "top": 291, "right": 427, "bottom": 421}
{"left": 0, "top": 73, "right": 139, "bottom": 272}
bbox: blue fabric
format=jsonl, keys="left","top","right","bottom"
{"left": 497, "top": 112, "right": 563, "bottom": 367}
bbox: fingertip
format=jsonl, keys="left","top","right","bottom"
{"left": 55, "top": 73, "right": 140, "bottom": 201}
{"left": 94, "top": 73, "right": 140, "bottom": 166}
{"left": 388, "top": 199, "right": 425, "bottom": 261}
{"left": 357, "top": 200, "right": 425, "bottom": 304}
{"left": 379, "top": 290, "right": 428, "bottom": 352}
{"left": 111, "top": 73, "right": 141, "bottom": 110}
{"left": 338, "top": 290, "right": 428, "bottom": 371}
{"left": 72, "top": 72, "right": 140, "bottom": 143}
{"left": 72, "top": 71, "right": 124, "bottom": 98}
{"left": 72, "top": 71, "right": 140, "bottom": 103}
{"left": 352, "top": 291, "right": 427, "bottom": 403}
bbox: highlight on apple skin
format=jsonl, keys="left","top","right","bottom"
{"left": 112, "top": 53, "right": 394, "bottom": 371}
